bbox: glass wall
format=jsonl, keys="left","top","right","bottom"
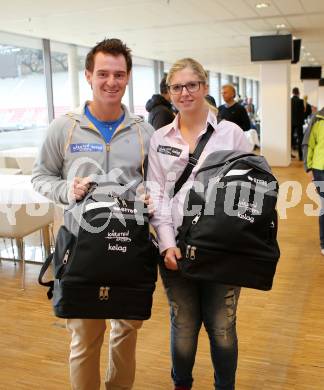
{"left": 209, "top": 72, "right": 221, "bottom": 107}
{"left": 132, "top": 57, "right": 155, "bottom": 119}
{"left": 0, "top": 32, "right": 47, "bottom": 151}
{"left": 0, "top": 30, "right": 257, "bottom": 151}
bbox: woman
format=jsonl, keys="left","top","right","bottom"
{"left": 147, "top": 58, "right": 252, "bottom": 390}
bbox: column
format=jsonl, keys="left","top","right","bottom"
{"left": 68, "top": 44, "right": 80, "bottom": 109}
{"left": 260, "top": 61, "right": 291, "bottom": 166}
{"left": 318, "top": 79, "right": 324, "bottom": 110}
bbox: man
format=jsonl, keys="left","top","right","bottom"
{"left": 218, "top": 84, "right": 251, "bottom": 131}
{"left": 145, "top": 75, "right": 175, "bottom": 129}
{"left": 32, "top": 38, "right": 154, "bottom": 390}
{"left": 291, "top": 87, "right": 305, "bottom": 160}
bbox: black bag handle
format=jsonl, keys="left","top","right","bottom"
{"left": 38, "top": 253, "right": 55, "bottom": 299}
{"left": 173, "top": 124, "right": 214, "bottom": 197}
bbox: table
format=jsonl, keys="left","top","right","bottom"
{"left": 0, "top": 147, "right": 38, "bottom": 174}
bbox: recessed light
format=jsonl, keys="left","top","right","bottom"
{"left": 310, "top": 58, "right": 315, "bottom": 61}
{"left": 276, "top": 24, "right": 286, "bottom": 29}
{"left": 306, "top": 52, "right": 311, "bottom": 56}
{"left": 256, "top": 2, "right": 269, "bottom": 8}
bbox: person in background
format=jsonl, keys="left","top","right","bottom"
{"left": 291, "top": 87, "right": 305, "bottom": 160}
{"left": 146, "top": 75, "right": 175, "bottom": 129}
{"left": 302, "top": 107, "right": 324, "bottom": 255}
{"left": 205, "top": 94, "right": 217, "bottom": 107}
{"left": 303, "top": 95, "right": 312, "bottom": 122}
{"left": 32, "top": 38, "right": 154, "bottom": 390}
{"left": 218, "top": 84, "right": 251, "bottom": 131}
{"left": 147, "top": 57, "right": 252, "bottom": 390}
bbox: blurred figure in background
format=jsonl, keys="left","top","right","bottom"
{"left": 218, "top": 84, "right": 251, "bottom": 131}
{"left": 146, "top": 75, "right": 175, "bottom": 129}
{"left": 303, "top": 95, "right": 312, "bottom": 123}
{"left": 291, "top": 87, "right": 305, "bottom": 160}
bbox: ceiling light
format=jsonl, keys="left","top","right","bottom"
{"left": 306, "top": 52, "right": 311, "bottom": 56}
{"left": 256, "top": 2, "right": 269, "bottom": 8}
{"left": 310, "top": 58, "right": 315, "bottom": 61}
{"left": 276, "top": 24, "right": 286, "bottom": 29}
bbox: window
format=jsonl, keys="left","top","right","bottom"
{"left": 0, "top": 32, "right": 47, "bottom": 151}
{"left": 132, "top": 58, "right": 154, "bottom": 118}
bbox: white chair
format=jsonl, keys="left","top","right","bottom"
{"left": 0, "top": 203, "right": 54, "bottom": 289}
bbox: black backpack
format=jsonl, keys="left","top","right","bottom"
{"left": 39, "top": 184, "right": 158, "bottom": 320}
{"left": 176, "top": 150, "right": 280, "bottom": 291}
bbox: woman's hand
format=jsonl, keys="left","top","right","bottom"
{"left": 164, "top": 247, "right": 182, "bottom": 270}
{"left": 307, "top": 170, "right": 314, "bottom": 182}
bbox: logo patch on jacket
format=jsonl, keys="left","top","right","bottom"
{"left": 157, "top": 145, "right": 182, "bottom": 157}
{"left": 70, "top": 143, "right": 104, "bottom": 153}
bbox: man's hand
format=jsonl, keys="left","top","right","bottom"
{"left": 69, "top": 176, "right": 92, "bottom": 202}
{"left": 164, "top": 247, "right": 182, "bottom": 270}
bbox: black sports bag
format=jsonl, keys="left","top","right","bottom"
{"left": 39, "top": 185, "right": 158, "bottom": 319}
{"left": 176, "top": 150, "right": 280, "bottom": 291}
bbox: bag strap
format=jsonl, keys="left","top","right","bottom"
{"left": 38, "top": 253, "right": 55, "bottom": 299}
{"left": 173, "top": 124, "right": 214, "bottom": 197}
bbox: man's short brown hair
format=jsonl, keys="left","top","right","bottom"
{"left": 85, "top": 38, "right": 132, "bottom": 73}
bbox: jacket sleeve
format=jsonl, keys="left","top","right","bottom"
{"left": 240, "top": 106, "right": 251, "bottom": 131}
{"left": 147, "top": 135, "right": 177, "bottom": 253}
{"left": 31, "top": 117, "right": 71, "bottom": 205}
{"left": 305, "top": 122, "right": 317, "bottom": 171}
{"left": 151, "top": 108, "right": 174, "bottom": 130}
{"left": 302, "top": 115, "right": 317, "bottom": 171}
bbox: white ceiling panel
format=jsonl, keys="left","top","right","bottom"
{"left": 244, "top": 0, "right": 281, "bottom": 17}
{"left": 300, "top": 0, "right": 324, "bottom": 13}
{"left": 272, "top": 0, "right": 305, "bottom": 15}
{"left": 287, "top": 15, "right": 311, "bottom": 30}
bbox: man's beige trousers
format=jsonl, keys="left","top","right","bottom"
{"left": 67, "top": 318, "right": 143, "bottom": 390}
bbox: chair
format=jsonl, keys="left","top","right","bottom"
{"left": 0, "top": 203, "right": 54, "bottom": 289}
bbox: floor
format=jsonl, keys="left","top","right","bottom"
{"left": 1, "top": 159, "right": 324, "bottom": 389}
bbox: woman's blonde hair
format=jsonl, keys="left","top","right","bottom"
{"left": 166, "top": 58, "right": 218, "bottom": 114}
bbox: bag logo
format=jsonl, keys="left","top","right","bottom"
{"left": 247, "top": 175, "right": 268, "bottom": 187}
{"left": 157, "top": 145, "right": 182, "bottom": 157}
{"left": 106, "top": 230, "right": 131, "bottom": 253}
{"left": 107, "top": 243, "right": 127, "bottom": 253}
{"left": 106, "top": 230, "right": 132, "bottom": 243}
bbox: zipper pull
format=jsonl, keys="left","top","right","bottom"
{"left": 99, "top": 287, "right": 104, "bottom": 300}
{"left": 190, "top": 246, "right": 196, "bottom": 260}
{"left": 186, "top": 245, "right": 191, "bottom": 259}
{"left": 103, "top": 287, "right": 110, "bottom": 300}
{"left": 192, "top": 212, "right": 201, "bottom": 225}
{"left": 63, "top": 249, "right": 70, "bottom": 264}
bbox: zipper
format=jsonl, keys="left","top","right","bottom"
{"left": 190, "top": 246, "right": 196, "bottom": 260}
{"left": 186, "top": 245, "right": 191, "bottom": 259}
{"left": 62, "top": 249, "right": 70, "bottom": 264}
{"left": 192, "top": 212, "right": 201, "bottom": 225}
{"left": 99, "top": 286, "right": 110, "bottom": 301}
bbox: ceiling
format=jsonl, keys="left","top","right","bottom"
{"left": 0, "top": 0, "right": 324, "bottom": 80}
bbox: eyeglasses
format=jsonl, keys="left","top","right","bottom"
{"left": 168, "top": 81, "right": 205, "bottom": 95}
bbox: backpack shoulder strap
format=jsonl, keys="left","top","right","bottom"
{"left": 173, "top": 124, "right": 214, "bottom": 197}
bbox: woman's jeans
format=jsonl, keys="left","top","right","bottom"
{"left": 160, "top": 264, "right": 241, "bottom": 390}
{"left": 313, "top": 169, "right": 324, "bottom": 248}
